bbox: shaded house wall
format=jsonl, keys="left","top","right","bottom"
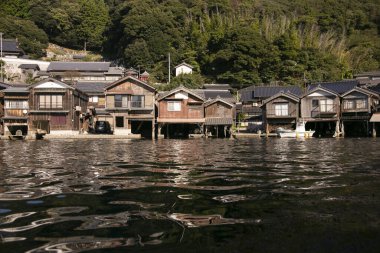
{"left": 341, "top": 91, "right": 375, "bottom": 114}
{"left": 2, "top": 91, "right": 29, "bottom": 136}
{"left": 262, "top": 96, "right": 299, "bottom": 132}
{"left": 301, "top": 92, "right": 340, "bottom": 120}
{"left": 28, "top": 88, "right": 88, "bottom": 133}
{"left": 158, "top": 93, "right": 204, "bottom": 120}
{"left": 205, "top": 102, "right": 234, "bottom": 118}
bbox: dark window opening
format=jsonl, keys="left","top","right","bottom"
{"left": 115, "top": 116, "right": 124, "bottom": 127}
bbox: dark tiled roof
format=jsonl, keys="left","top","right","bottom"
{"left": 239, "top": 85, "right": 302, "bottom": 102}
{"left": 368, "top": 84, "right": 380, "bottom": 94}
{"left": 0, "top": 82, "right": 10, "bottom": 89}
{"left": 3, "top": 87, "right": 29, "bottom": 93}
{"left": 47, "top": 62, "right": 111, "bottom": 72}
{"left": 202, "top": 90, "right": 235, "bottom": 103}
{"left": 19, "top": 64, "right": 40, "bottom": 70}
{"left": 73, "top": 82, "right": 107, "bottom": 94}
{"left": 203, "top": 83, "right": 232, "bottom": 90}
{"left": 307, "top": 80, "right": 359, "bottom": 94}
{"left": 1, "top": 39, "right": 23, "bottom": 53}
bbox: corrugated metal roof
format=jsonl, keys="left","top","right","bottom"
{"left": 47, "top": 62, "right": 111, "bottom": 72}
{"left": 239, "top": 85, "right": 302, "bottom": 102}
{"left": 74, "top": 82, "right": 107, "bottom": 94}
{"left": 307, "top": 80, "right": 359, "bottom": 94}
{"left": 205, "top": 117, "right": 233, "bottom": 125}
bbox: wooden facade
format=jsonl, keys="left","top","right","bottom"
{"left": 340, "top": 87, "right": 379, "bottom": 137}
{"left": 204, "top": 99, "right": 235, "bottom": 137}
{"left": 1, "top": 87, "right": 29, "bottom": 136}
{"left": 28, "top": 78, "right": 88, "bottom": 134}
{"left": 301, "top": 87, "right": 340, "bottom": 121}
{"left": 157, "top": 87, "right": 205, "bottom": 138}
{"left": 262, "top": 92, "right": 300, "bottom": 133}
{"left": 105, "top": 76, "right": 156, "bottom": 138}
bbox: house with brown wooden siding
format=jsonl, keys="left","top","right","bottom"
{"left": 204, "top": 98, "right": 235, "bottom": 138}
{"left": 1, "top": 86, "right": 29, "bottom": 137}
{"left": 261, "top": 92, "right": 300, "bottom": 134}
{"left": 157, "top": 86, "right": 205, "bottom": 138}
{"left": 0, "top": 82, "right": 11, "bottom": 135}
{"left": 104, "top": 76, "right": 156, "bottom": 138}
{"left": 28, "top": 78, "right": 88, "bottom": 135}
{"left": 341, "top": 87, "right": 379, "bottom": 137}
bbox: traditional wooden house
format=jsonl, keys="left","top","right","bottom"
{"left": 0, "top": 82, "right": 11, "bottom": 134}
{"left": 261, "top": 91, "right": 300, "bottom": 134}
{"left": 204, "top": 97, "right": 235, "bottom": 138}
{"left": 302, "top": 80, "right": 360, "bottom": 137}
{"left": 104, "top": 76, "right": 156, "bottom": 138}
{"left": 341, "top": 87, "right": 379, "bottom": 137}
{"left": 238, "top": 85, "right": 302, "bottom": 132}
{"left": 28, "top": 78, "right": 88, "bottom": 135}
{"left": 1, "top": 86, "right": 29, "bottom": 137}
{"left": 301, "top": 86, "right": 341, "bottom": 137}
{"left": 157, "top": 86, "right": 205, "bottom": 138}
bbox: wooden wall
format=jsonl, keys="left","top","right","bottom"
{"left": 301, "top": 94, "right": 340, "bottom": 118}
{"left": 264, "top": 97, "right": 298, "bottom": 118}
{"left": 205, "top": 101, "right": 233, "bottom": 118}
{"left": 106, "top": 80, "right": 155, "bottom": 109}
{"left": 158, "top": 93, "right": 204, "bottom": 119}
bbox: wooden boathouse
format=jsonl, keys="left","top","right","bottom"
{"left": 261, "top": 91, "right": 300, "bottom": 134}
{"left": 157, "top": 86, "right": 205, "bottom": 138}
{"left": 28, "top": 78, "right": 88, "bottom": 135}
{"left": 104, "top": 76, "right": 156, "bottom": 138}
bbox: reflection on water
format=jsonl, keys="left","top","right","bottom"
{"left": 0, "top": 139, "right": 379, "bottom": 253}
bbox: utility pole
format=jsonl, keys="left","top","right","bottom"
{"left": 168, "top": 52, "right": 171, "bottom": 84}
{"left": 0, "top": 32, "right": 3, "bottom": 82}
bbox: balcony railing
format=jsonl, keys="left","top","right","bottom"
{"left": 311, "top": 104, "right": 338, "bottom": 118}
{"left": 266, "top": 109, "right": 297, "bottom": 118}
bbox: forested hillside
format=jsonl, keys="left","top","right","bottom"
{"left": 1, "top": 0, "right": 379, "bottom": 87}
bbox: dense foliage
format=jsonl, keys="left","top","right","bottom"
{"left": 1, "top": 0, "right": 380, "bottom": 87}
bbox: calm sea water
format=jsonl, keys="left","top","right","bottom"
{"left": 0, "top": 138, "right": 379, "bottom": 253}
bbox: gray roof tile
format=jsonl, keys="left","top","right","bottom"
{"left": 73, "top": 82, "right": 107, "bottom": 94}
{"left": 239, "top": 85, "right": 302, "bottom": 102}
{"left": 47, "top": 62, "right": 111, "bottom": 72}
{"left": 307, "top": 80, "right": 359, "bottom": 94}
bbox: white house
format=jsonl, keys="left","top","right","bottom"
{"left": 175, "top": 62, "right": 193, "bottom": 76}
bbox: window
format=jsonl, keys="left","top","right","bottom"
{"left": 5, "top": 100, "right": 28, "bottom": 109}
{"left": 167, "top": 101, "right": 181, "bottom": 111}
{"left": 343, "top": 100, "right": 354, "bottom": 110}
{"left": 39, "top": 95, "right": 63, "bottom": 109}
{"left": 114, "top": 95, "right": 128, "bottom": 108}
{"left": 356, "top": 99, "right": 367, "bottom": 109}
{"left": 130, "top": 95, "right": 144, "bottom": 108}
{"left": 274, "top": 103, "right": 288, "bottom": 116}
{"left": 312, "top": 100, "right": 319, "bottom": 108}
{"left": 320, "top": 99, "right": 334, "bottom": 112}
{"left": 89, "top": 96, "right": 98, "bottom": 103}
{"left": 115, "top": 116, "right": 124, "bottom": 127}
